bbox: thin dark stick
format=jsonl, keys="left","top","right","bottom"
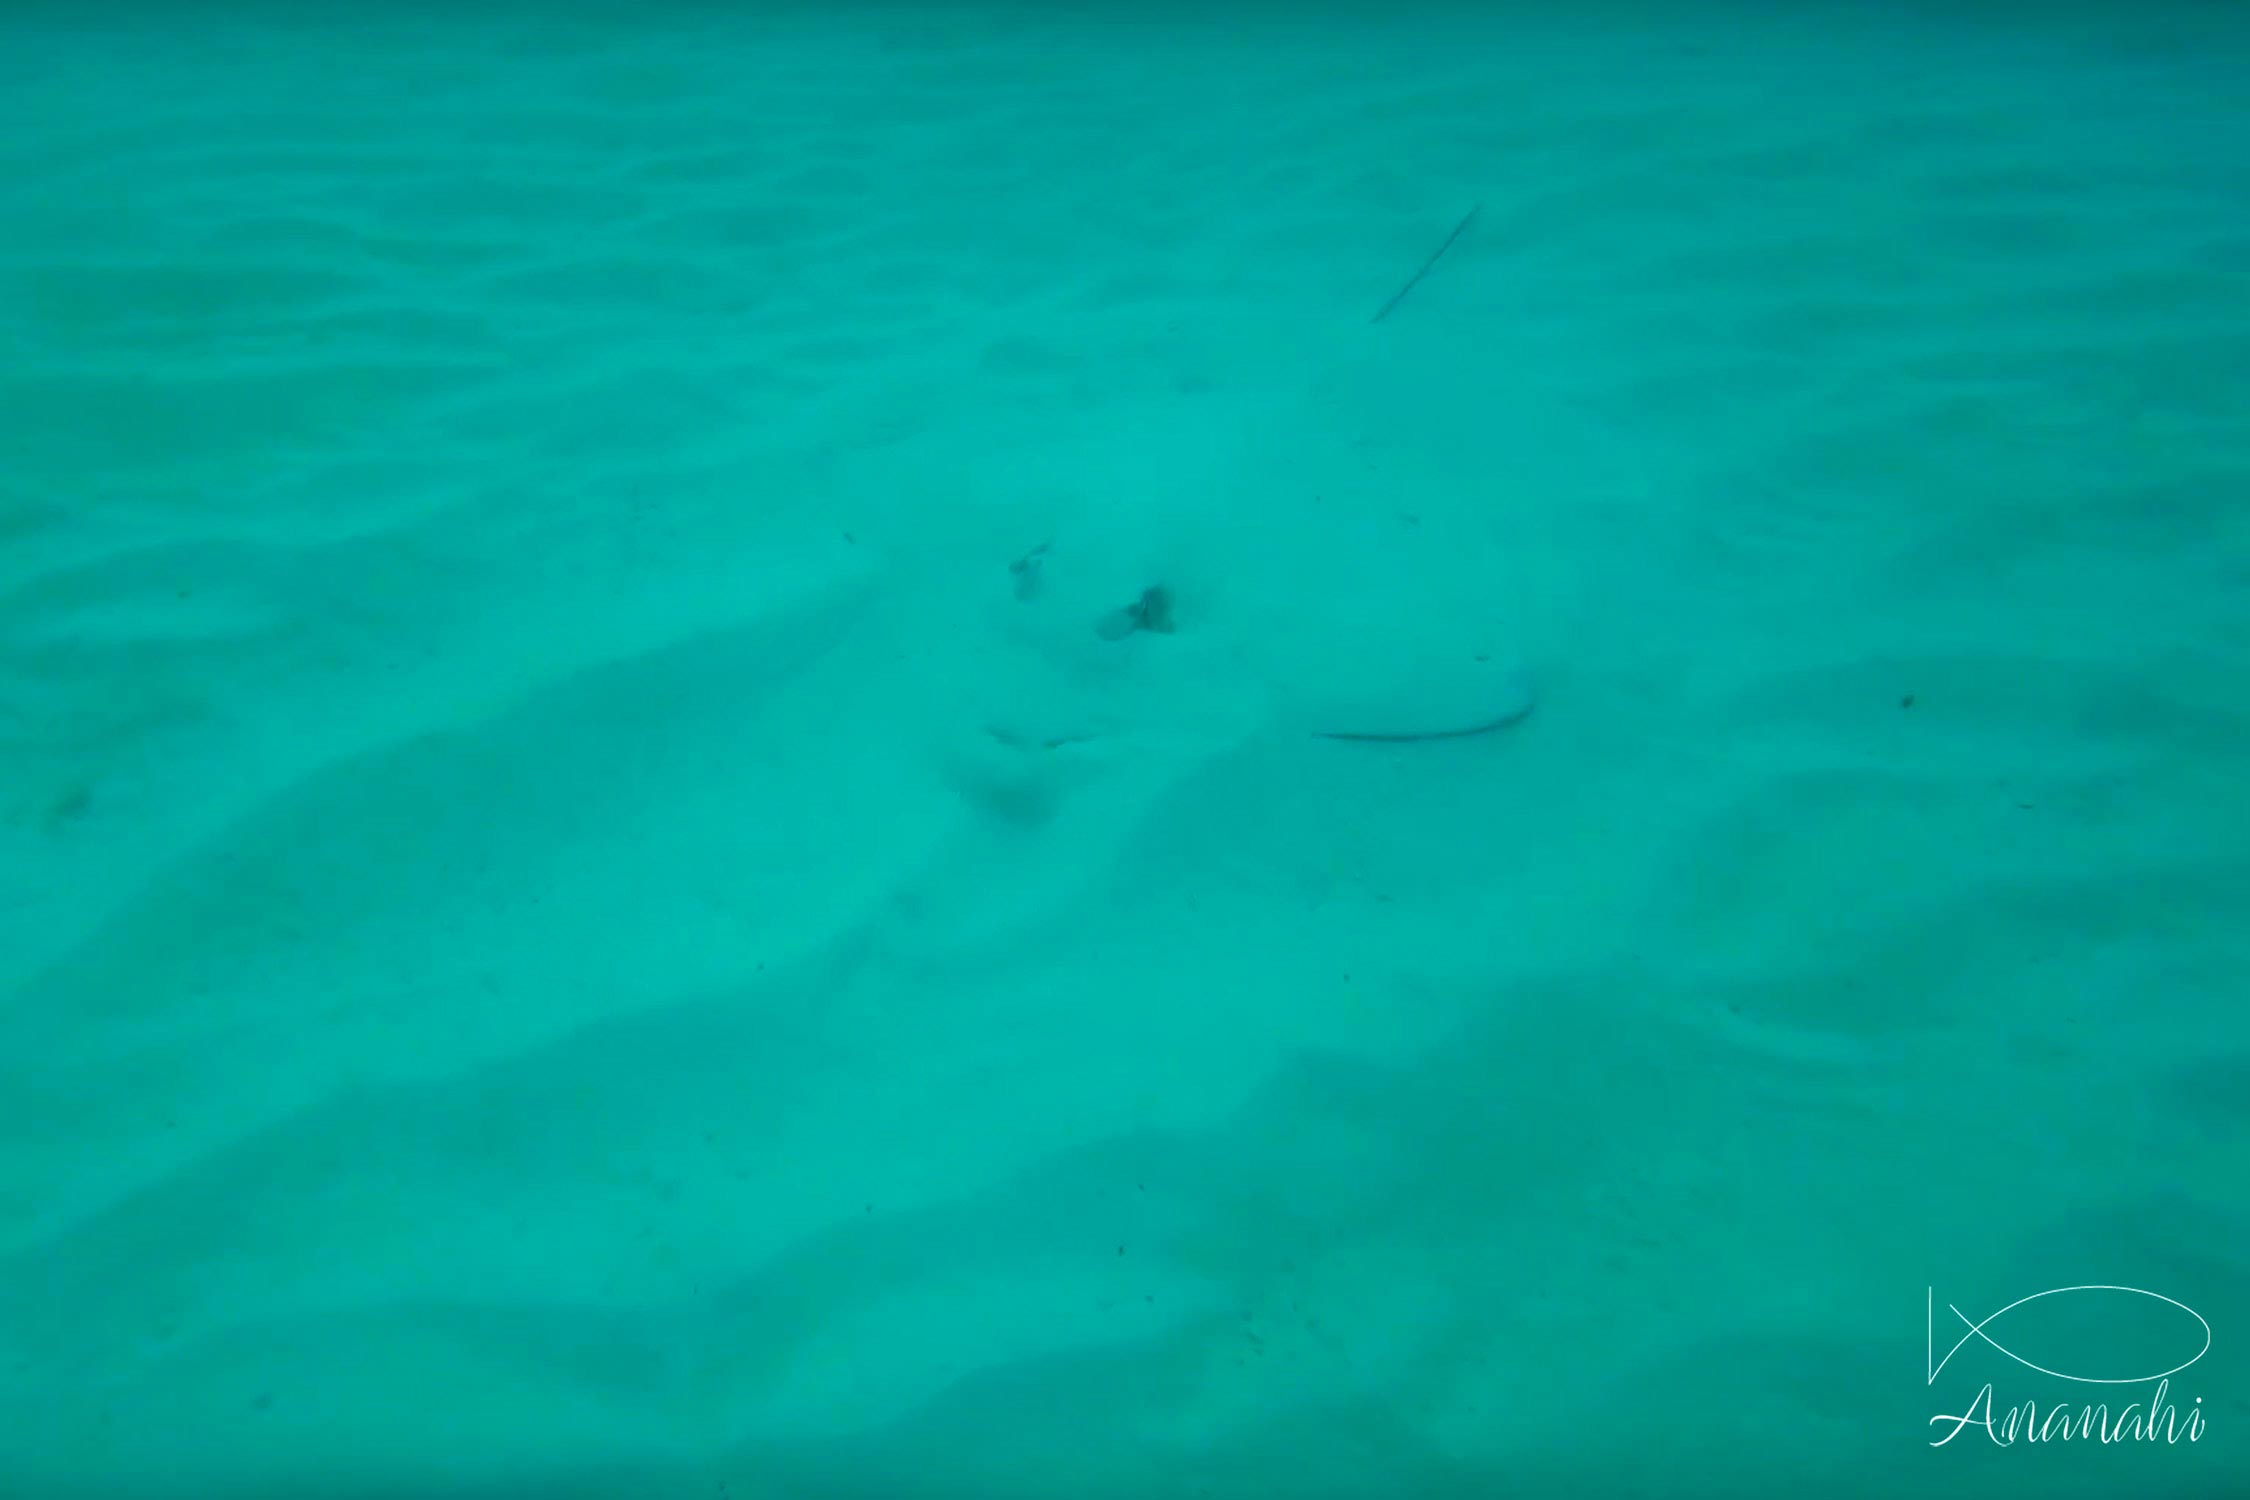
{"left": 1369, "top": 204, "right": 1482, "bottom": 323}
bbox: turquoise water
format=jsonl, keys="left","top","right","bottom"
{"left": 3, "top": 6, "right": 2246, "bottom": 1497}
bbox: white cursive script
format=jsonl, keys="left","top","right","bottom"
{"left": 1929, "top": 1378, "right": 2206, "bottom": 1447}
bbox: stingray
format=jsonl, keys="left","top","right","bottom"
{"left": 1068, "top": 565, "right": 1537, "bottom": 747}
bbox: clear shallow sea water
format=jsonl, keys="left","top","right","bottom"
{"left": 3, "top": 6, "right": 2246, "bottom": 1497}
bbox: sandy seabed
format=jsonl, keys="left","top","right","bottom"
{"left": 2, "top": 7, "right": 2246, "bottom": 1498}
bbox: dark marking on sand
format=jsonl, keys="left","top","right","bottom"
{"left": 1314, "top": 698, "right": 1536, "bottom": 743}
{"left": 1370, "top": 205, "right": 1482, "bottom": 323}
